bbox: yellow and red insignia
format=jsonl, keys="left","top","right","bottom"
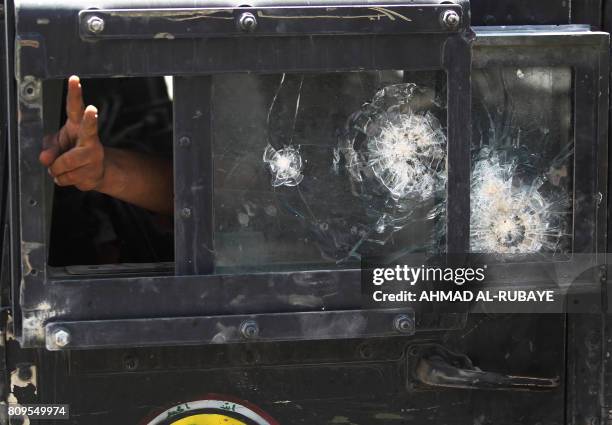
{"left": 142, "top": 395, "right": 279, "bottom": 425}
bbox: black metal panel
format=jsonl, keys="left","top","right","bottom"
{"left": 18, "top": 35, "right": 455, "bottom": 78}
{"left": 566, "top": 314, "right": 606, "bottom": 425}
{"left": 14, "top": 2, "right": 468, "bottom": 78}
{"left": 173, "top": 77, "right": 215, "bottom": 275}
{"left": 4, "top": 0, "right": 21, "bottom": 338}
{"left": 605, "top": 0, "right": 612, "bottom": 34}
{"left": 470, "top": 0, "right": 570, "bottom": 26}
{"left": 0, "top": 11, "right": 10, "bottom": 423}
{"left": 36, "top": 260, "right": 599, "bottom": 320}
{"left": 14, "top": 36, "right": 48, "bottom": 318}
{"left": 79, "top": 5, "right": 466, "bottom": 40}
{"left": 604, "top": 0, "right": 612, "bottom": 314}
{"left": 25, "top": 314, "right": 567, "bottom": 424}
{"left": 605, "top": 315, "right": 612, "bottom": 425}
{"left": 470, "top": 0, "right": 603, "bottom": 28}
{"left": 43, "top": 270, "right": 367, "bottom": 319}
{"left": 0, "top": 4, "right": 7, "bottom": 298}
{"left": 44, "top": 308, "right": 416, "bottom": 350}
{"left": 571, "top": 0, "right": 603, "bottom": 28}
{"left": 0, "top": 3, "right": 5, "bottom": 232}
{"left": 444, "top": 34, "right": 471, "bottom": 255}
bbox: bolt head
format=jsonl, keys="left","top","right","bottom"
{"left": 53, "top": 329, "right": 71, "bottom": 347}
{"left": 238, "top": 12, "right": 257, "bottom": 32}
{"left": 123, "top": 355, "right": 139, "bottom": 371}
{"left": 178, "top": 136, "right": 191, "bottom": 147}
{"left": 240, "top": 320, "right": 259, "bottom": 339}
{"left": 22, "top": 83, "right": 38, "bottom": 100}
{"left": 87, "top": 16, "right": 105, "bottom": 34}
{"left": 180, "top": 207, "right": 192, "bottom": 218}
{"left": 393, "top": 314, "right": 414, "bottom": 334}
{"left": 442, "top": 10, "right": 461, "bottom": 29}
{"left": 21, "top": 76, "right": 41, "bottom": 102}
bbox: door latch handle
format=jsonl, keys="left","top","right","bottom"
{"left": 410, "top": 345, "right": 560, "bottom": 391}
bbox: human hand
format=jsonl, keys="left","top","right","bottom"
{"left": 39, "top": 75, "right": 105, "bottom": 191}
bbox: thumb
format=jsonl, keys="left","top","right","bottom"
{"left": 77, "top": 105, "right": 99, "bottom": 147}
{"left": 39, "top": 133, "right": 60, "bottom": 166}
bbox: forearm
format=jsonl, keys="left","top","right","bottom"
{"left": 97, "top": 147, "right": 174, "bottom": 215}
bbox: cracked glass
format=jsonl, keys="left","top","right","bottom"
{"left": 470, "top": 67, "right": 574, "bottom": 257}
{"left": 212, "top": 71, "right": 448, "bottom": 272}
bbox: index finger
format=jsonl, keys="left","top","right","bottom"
{"left": 66, "top": 75, "right": 84, "bottom": 124}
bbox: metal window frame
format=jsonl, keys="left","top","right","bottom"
{"left": 9, "top": 0, "right": 472, "bottom": 349}
{"left": 0, "top": 3, "right": 10, "bottom": 320}
{"left": 469, "top": 26, "right": 609, "bottom": 308}
{"left": 4, "top": 0, "right": 19, "bottom": 338}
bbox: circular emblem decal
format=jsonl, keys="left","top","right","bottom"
{"left": 171, "top": 414, "right": 247, "bottom": 425}
{"left": 144, "top": 397, "right": 279, "bottom": 425}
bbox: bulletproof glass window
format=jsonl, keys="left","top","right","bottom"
{"left": 213, "top": 71, "right": 448, "bottom": 274}
{"left": 469, "top": 27, "right": 608, "bottom": 288}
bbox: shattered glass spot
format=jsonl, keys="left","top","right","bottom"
{"left": 335, "top": 83, "right": 447, "bottom": 247}
{"left": 339, "top": 84, "right": 446, "bottom": 200}
{"left": 263, "top": 144, "right": 304, "bottom": 187}
{"left": 367, "top": 111, "right": 446, "bottom": 201}
{"left": 470, "top": 148, "right": 570, "bottom": 254}
{"left": 469, "top": 67, "right": 574, "bottom": 256}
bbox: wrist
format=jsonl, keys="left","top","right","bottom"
{"left": 95, "top": 147, "right": 124, "bottom": 196}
